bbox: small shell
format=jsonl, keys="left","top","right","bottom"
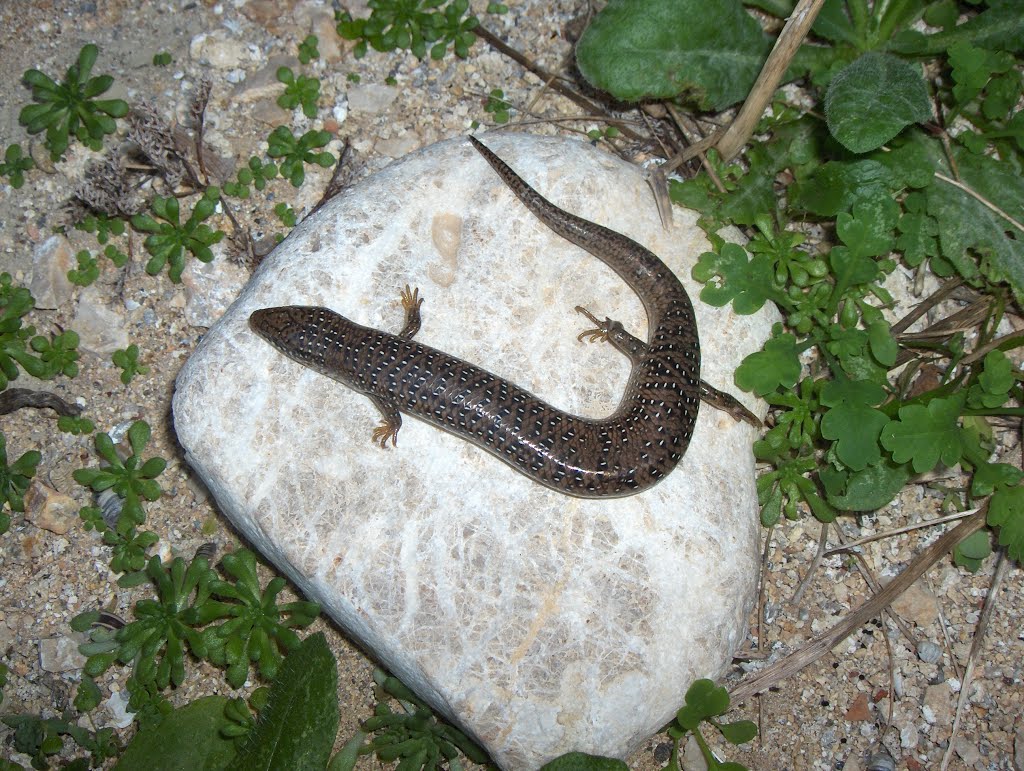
{"left": 95, "top": 611, "right": 126, "bottom": 630}
{"left": 917, "top": 640, "right": 942, "bottom": 664}
{"left": 866, "top": 749, "right": 896, "bottom": 771}
{"left": 96, "top": 488, "right": 124, "bottom": 528}
{"left": 194, "top": 542, "right": 218, "bottom": 562}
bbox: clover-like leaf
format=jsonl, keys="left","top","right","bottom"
{"left": 967, "top": 349, "right": 1015, "bottom": 409}
{"left": 735, "top": 330, "right": 802, "bottom": 397}
{"left": 819, "top": 379, "right": 888, "bottom": 471}
{"left": 987, "top": 484, "right": 1024, "bottom": 564}
{"left": 880, "top": 395, "right": 965, "bottom": 474}
{"left": 692, "top": 242, "right": 784, "bottom": 314}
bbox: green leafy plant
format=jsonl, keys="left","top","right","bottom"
{"left": 30, "top": 330, "right": 79, "bottom": 379}
{"left": 78, "top": 555, "right": 216, "bottom": 689}
{"left": 197, "top": 549, "right": 321, "bottom": 688}
{"left": 345, "top": 667, "right": 490, "bottom": 770}
{"left": 57, "top": 415, "right": 95, "bottom": 435}
{"left": 112, "top": 344, "right": 150, "bottom": 385}
{"left": 71, "top": 548, "right": 320, "bottom": 732}
{"left": 266, "top": 126, "right": 335, "bottom": 187}
{"left": 114, "top": 635, "right": 335, "bottom": 770}
{"left": 225, "top": 633, "right": 337, "bottom": 768}
{"left": 1, "top": 273, "right": 82, "bottom": 390}
{"left": 18, "top": 43, "right": 129, "bottom": 161}
{"left": 484, "top": 88, "right": 511, "bottom": 124}
{"left": 131, "top": 188, "right": 225, "bottom": 283}
{"left": 276, "top": 66, "right": 321, "bottom": 118}
{"left": 1, "top": 710, "right": 119, "bottom": 770}
{"left": 152, "top": 51, "right": 172, "bottom": 66}
{"left": 337, "top": 0, "right": 491, "bottom": 60}
{"left": 665, "top": 679, "right": 755, "bottom": 771}
{"left": 80, "top": 500, "right": 158, "bottom": 587}
{"left": 0, "top": 433, "right": 41, "bottom": 534}
{"left": 574, "top": 0, "right": 1024, "bottom": 565}
{"left": 0, "top": 143, "right": 34, "bottom": 189}
{"left": 73, "top": 420, "right": 166, "bottom": 528}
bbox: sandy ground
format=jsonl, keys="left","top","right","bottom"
{"left": 0, "top": 1, "right": 1021, "bottom": 769}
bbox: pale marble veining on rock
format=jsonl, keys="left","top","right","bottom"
{"left": 173, "top": 134, "right": 774, "bottom": 769}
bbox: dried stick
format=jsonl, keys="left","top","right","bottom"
{"left": 0, "top": 388, "right": 81, "bottom": 417}
{"left": 890, "top": 277, "right": 964, "bottom": 335}
{"left": 716, "top": 0, "right": 827, "bottom": 161}
{"left": 825, "top": 507, "right": 980, "bottom": 555}
{"left": 939, "top": 549, "right": 1011, "bottom": 771}
{"left": 790, "top": 520, "right": 829, "bottom": 607}
{"left": 729, "top": 507, "right": 987, "bottom": 704}
{"left": 473, "top": 23, "right": 644, "bottom": 143}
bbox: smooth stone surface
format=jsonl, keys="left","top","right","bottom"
{"left": 174, "top": 134, "right": 773, "bottom": 769}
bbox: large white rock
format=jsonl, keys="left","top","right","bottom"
{"left": 173, "top": 134, "right": 772, "bottom": 769}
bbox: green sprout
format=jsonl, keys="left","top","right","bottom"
{"left": 68, "top": 249, "right": 100, "bottom": 286}
{"left": 337, "top": 0, "right": 482, "bottom": 61}
{"left": 74, "top": 213, "right": 126, "bottom": 245}
{"left": 274, "top": 202, "right": 297, "bottom": 227}
{"left": 112, "top": 344, "right": 150, "bottom": 385}
{"left": 586, "top": 126, "right": 622, "bottom": 143}
{"left": 198, "top": 549, "right": 321, "bottom": 688}
{"left": 57, "top": 415, "right": 95, "bottom": 435}
{"left": 298, "top": 34, "right": 320, "bottom": 64}
{"left": 0, "top": 143, "right": 34, "bottom": 189}
{"left": 152, "top": 51, "right": 172, "bottom": 66}
{"left": 222, "top": 156, "right": 278, "bottom": 198}
{"left": 30, "top": 329, "right": 80, "bottom": 379}
{"left": 18, "top": 43, "right": 129, "bottom": 161}
{"left": 266, "top": 126, "right": 335, "bottom": 187}
{"left": 353, "top": 668, "right": 490, "bottom": 770}
{"left": 73, "top": 419, "right": 166, "bottom": 528}
{"left": 665, "top": 679, "right": 755, "bottom": 771}
{"left": 0, "top": 273, "right": 43, "bottom": 390}
{"left": 79, "top": 499, "right": 159, "bottom": 583}
{"left": 131, "top": 189, "right": 225, "bottom": 283}
{"left": 276, "top": 66, "right": 322, "bottom": 118}
{"left": 484, "top": 88, "right": 511, "bottom": 124}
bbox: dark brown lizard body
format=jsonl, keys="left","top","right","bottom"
{"left": 250, "top": 137, "right": 707, "bottom": 497}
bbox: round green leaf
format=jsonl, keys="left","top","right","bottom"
{"left": 824, "top": 52, "right": 931, "bottom": 153}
